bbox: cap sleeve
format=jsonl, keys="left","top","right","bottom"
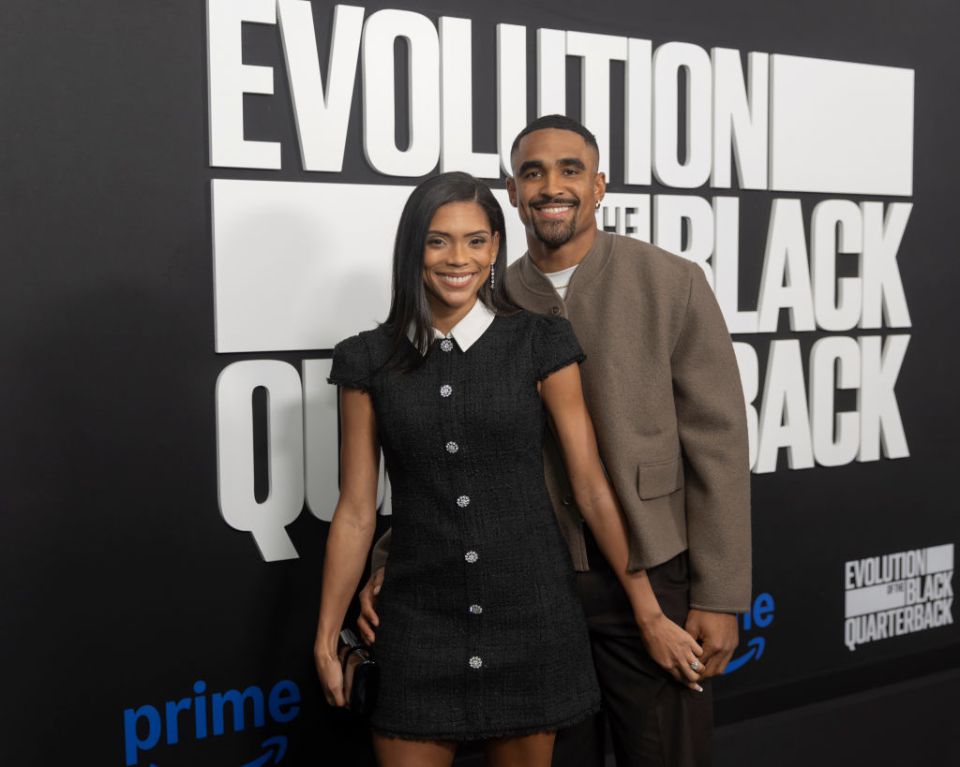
{"left": 328, "top": 334, "right": 372, "bottom": 391}
{"left": 534, "top": 315, "right": 585, "bottom": 381}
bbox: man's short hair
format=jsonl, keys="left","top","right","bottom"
{"left": 510, "top": 115, "right": 599, "bottom": 164}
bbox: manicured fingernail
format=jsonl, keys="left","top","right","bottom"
{"left": 374, "top": 586, "right": 381, "bottom": 594}
{"left": 695, "top": 685, "right": 703, "bottom": 693}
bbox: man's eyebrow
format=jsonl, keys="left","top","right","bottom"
{"left": 516, "top": 158, "right": 587, "bottom": 175}
{"left": 516, "top": 160, "right": 545, "bottom": 175}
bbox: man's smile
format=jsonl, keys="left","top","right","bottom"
{"left": 531, "top": 198, "right": 578, "bottom": 220}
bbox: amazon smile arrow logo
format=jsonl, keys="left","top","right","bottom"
{"left": 724, "top": 636, "right": 765, "bottom": 674}
{"left": 241, "top": 736, "right": 288, "bottom": 767}
{"left": 723, "top": 593, "right": 775, "bottom": 675}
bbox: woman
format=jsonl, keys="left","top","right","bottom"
{"left": 315, "top": 172, "right": 703, "bottom": 767}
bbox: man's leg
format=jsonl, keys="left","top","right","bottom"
{"left": 578, "top": 554, "right": 714, "bottom": 767}
{"left": 550, "top": 710, "right": 606, "bottom": 767}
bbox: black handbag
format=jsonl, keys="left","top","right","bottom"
{"left": 337, "top": 628, "right": 379, "bottom": 715}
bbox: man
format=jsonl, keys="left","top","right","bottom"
{"left": 358, "top": 115, "right": 751, "bottom": 766}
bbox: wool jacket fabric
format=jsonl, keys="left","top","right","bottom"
{"left": 506, "top": 231, "right": 752, "bottom": 613}
{"left": 330, "top": 311, "right": 601, "bottom": 740}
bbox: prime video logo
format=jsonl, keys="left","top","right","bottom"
{"left": 122, "top": 678, "right": 300, "bottom": 766}
{"left": 724, "top": 592, "right": 775, "bottom": 674}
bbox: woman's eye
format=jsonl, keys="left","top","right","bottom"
{"left": 470, "top": 237, "right": 487, "bottom": 246}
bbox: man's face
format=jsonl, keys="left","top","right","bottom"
{"left": 507, "top": 128, "right": 605, "bottom": 250}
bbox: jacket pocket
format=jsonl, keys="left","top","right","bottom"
{"left": 637, "top": 456, "right": 683, "bottom": 500}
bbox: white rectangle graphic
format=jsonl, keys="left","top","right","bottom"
{"left": 769, "top": 55, "right": 914, "bottom": 196}
{"left": 845, "top": 583, "right": 906, "bottom": 618}
{"left": 212, "top": 180, "right": 398, "bottom": 353}
{"left": 926, "top": 544, "right": 955, "bottom": 573}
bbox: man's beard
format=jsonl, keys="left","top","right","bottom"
{"left": 529, "top": 201, "right": 579, "bottom": 248}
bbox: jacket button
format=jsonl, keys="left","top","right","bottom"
{"left": 550, "top": 306, "right": 561, "bottom": 315}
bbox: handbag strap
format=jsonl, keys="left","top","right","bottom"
{"left": 340, "top": 644, "right": 371, "bottom": 672}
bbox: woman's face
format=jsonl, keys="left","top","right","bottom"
{"left": 422, "top": 200, "right": 499, "bottom": 314}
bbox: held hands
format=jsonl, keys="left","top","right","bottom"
{"left": 684, "top": 609, "right": 739, "bottom": 678}
{"left": 636, "top": 611, "right": 706, "bottom": 691}
{"left": 357, "top": 567, "right": 385, "bottom": 644}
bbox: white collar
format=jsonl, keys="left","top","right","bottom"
{"left": 408, "top": 299, "right": 496, "bottom": 354}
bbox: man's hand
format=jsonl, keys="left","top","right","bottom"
{"left": 684, "top": 609, "right": 739, "bottom": 678}
{"left": 356, "top": 567, "right": 384, "bottom": 644}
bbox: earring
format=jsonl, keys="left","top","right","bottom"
{"left": 595, "top": 200, "right": 602, "bottom": 210}
{"left": 490, "top": 263, "right": 496, "bottom": 290}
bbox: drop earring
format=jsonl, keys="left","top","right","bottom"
{"left": 490, "top": 263, "right": 496, "bottom": 290}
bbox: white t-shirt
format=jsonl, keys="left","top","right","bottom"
{"left": 542, "top": 264, "right": 579, "bottom": 300}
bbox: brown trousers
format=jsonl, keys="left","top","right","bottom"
{"left": 552, "top": 553, "right": 714, "bottom": 767}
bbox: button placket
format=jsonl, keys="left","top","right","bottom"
{"left": 436, "top": 341, "right": 485, "bottom": 685}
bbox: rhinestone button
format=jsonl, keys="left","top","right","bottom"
{"left": 465, "top": 550, "right": 479, "bottom": 563}
{"left": 456, "top": 495, "right": 471, "bottom": 508}
{"left": 446, "top": 441, "right": 459, "bottom": 454}
{"left": 469, "top": 656, "right": 483, "bottom": 669}
{"left": 469, "top": 604, "right": 483, "bottom": 615}
{"left": 440, "top": 339, "right": 454, "bottom": 352}
{"left": 440, "top": 384, "right": 453, "bottom": 398}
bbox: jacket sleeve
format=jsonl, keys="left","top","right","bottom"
{"left": 671, "top": 262, "right": 752, "bottom": 613}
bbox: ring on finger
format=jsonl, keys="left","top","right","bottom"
{"left": 689, "top": 659, "right": 703, "bottom": 673}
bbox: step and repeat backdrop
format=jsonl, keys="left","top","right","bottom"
{"left": 3, "top": 0, "right": 958, "bottom": 764}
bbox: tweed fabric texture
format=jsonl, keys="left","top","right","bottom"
{"left": 329, "top": 310, "right": 601, "bottom": 741}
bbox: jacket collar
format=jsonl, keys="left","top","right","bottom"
{"left": 514, "top": 230, "right": 616, "bottom": 303}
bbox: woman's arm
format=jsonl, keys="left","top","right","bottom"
{"left": 314, "top": 387, "right": 381, "bottom": 706}
{"left": 540, "top": 364, "right": 704, "bottom": 689}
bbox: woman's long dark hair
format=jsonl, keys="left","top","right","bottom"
{"left": 384, "top": 172, "right": 516, "bottom": 371}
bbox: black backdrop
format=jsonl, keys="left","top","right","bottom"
{"left": 3, "top": 1, "right": 959, "bottom": 765}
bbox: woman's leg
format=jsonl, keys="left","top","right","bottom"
{"left": 485, "top": 732, "right": 557, "bottom": 767}
{"left": 372, "top": 735, "right": 457, "bottom": 767}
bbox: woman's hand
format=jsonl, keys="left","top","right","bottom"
{"left": 315, "top": 645, "right": 346, "bottom": 707}
{"left": 636, "top": 612, "right": 705, "bottom": 691}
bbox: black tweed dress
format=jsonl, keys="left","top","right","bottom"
{"left": 329, "top": 310, "right": 601, "bottom": 741}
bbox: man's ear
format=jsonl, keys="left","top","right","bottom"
{"left": 594, "top": 171, "right": 607, "bottom": 203}
{"left": 506, "top": 176, "right": 519, "bottom": 207}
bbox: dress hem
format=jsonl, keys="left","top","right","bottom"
{"left": 370, "top": 698, "right": 602, "bottom": 743}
